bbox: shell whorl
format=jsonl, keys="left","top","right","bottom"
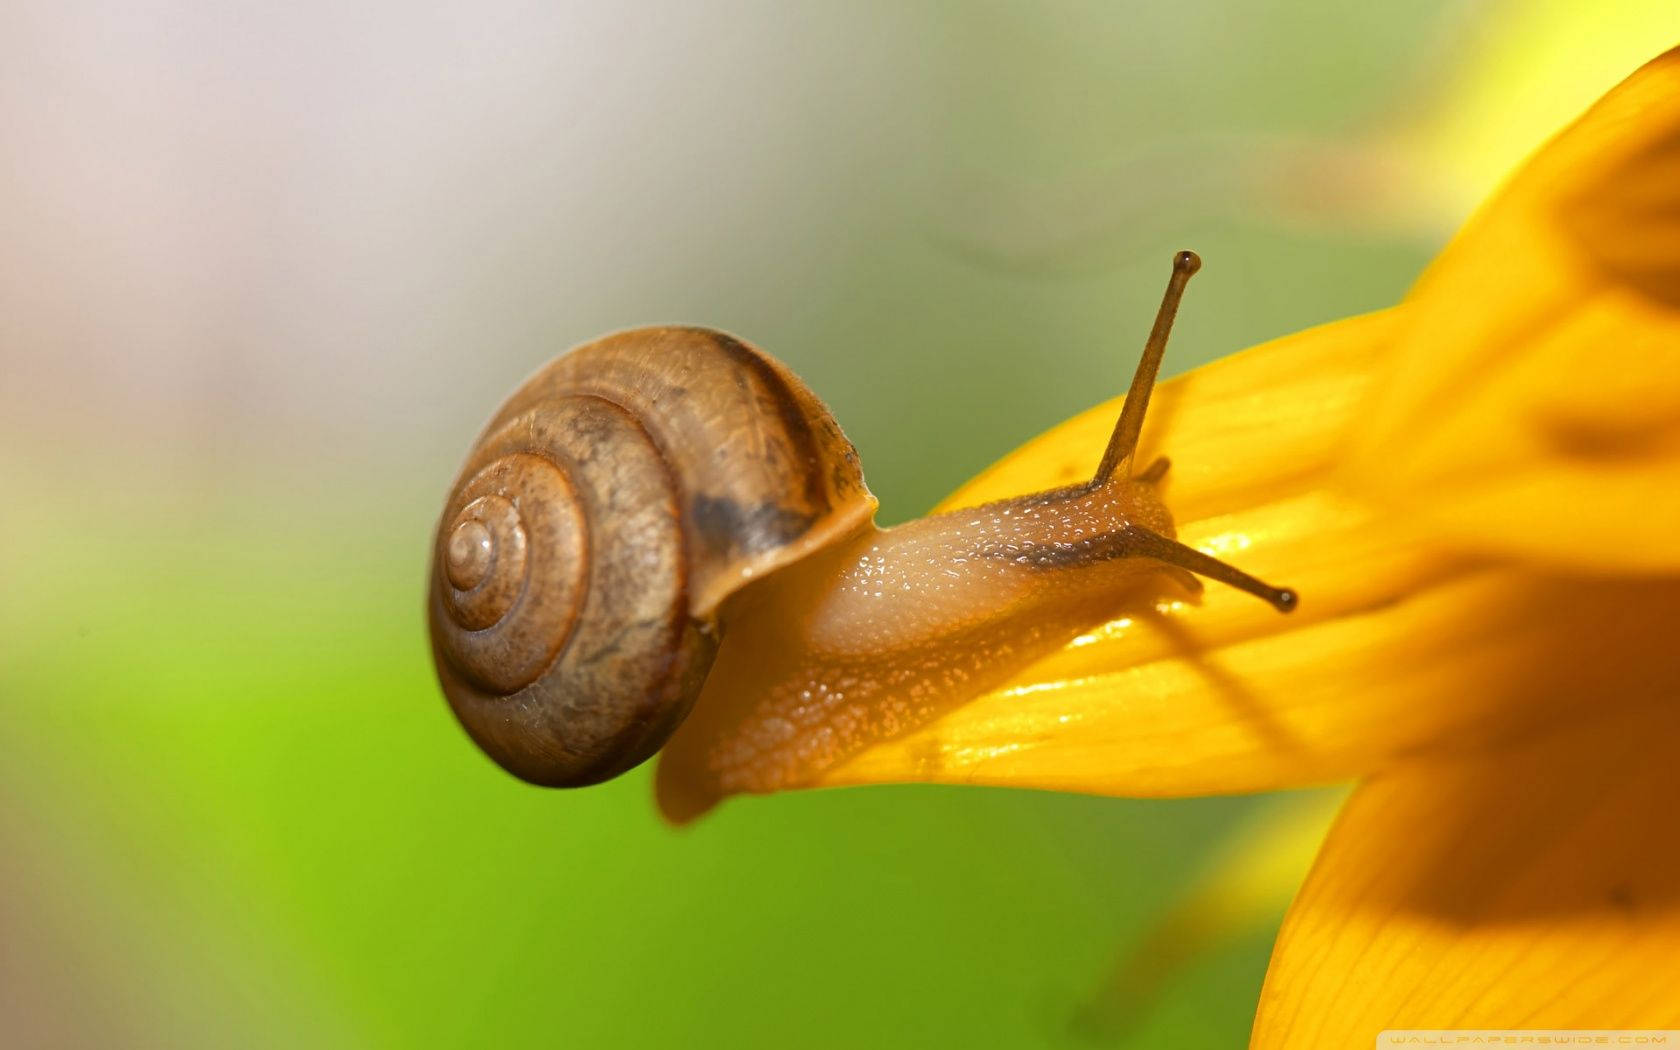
{"left": 429, "top": 326, "right": 877, "bottom": 787}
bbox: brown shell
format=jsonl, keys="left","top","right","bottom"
{"left": 428, "top": 326, "right": 877, "bottom": 787}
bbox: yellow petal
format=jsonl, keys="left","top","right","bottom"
{"left": 815, "top": 308, "right": 1680, "bottom": 799}
{"left": 821, "top": 568, "right": 1680, "bottom": 799}
{"left": 1384, "top": 2, "right": 1680, "bottom": 229}
{"left": 1252, "top": 698, "right": 1680, "bottom": 1045}
{"left": 1346, "top": 46, "right": 1680, "bottom": 571}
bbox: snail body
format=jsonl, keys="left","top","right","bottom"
{"left": 652, "top": 472, "right": 1200, "bottom": 821}
{"left": 428, "top": 252, "right": 1294, "bottom": 811}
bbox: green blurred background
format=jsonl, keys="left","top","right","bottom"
{"left": 4, "top": 3, "right": 1674, "bottom": 1046}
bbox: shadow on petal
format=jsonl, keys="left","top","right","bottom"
{"left": 1252, "top": 699, "right": 1680, "bottom": 1046}
{"left": 1347, "top": 45, "right": 1680, "bottom": 570}
{"left": 1563, "top": 128, "right": 1680, "bottom": 308}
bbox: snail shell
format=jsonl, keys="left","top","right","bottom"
{"left": 428, "top": 326, "right": 876, "bottom": 786}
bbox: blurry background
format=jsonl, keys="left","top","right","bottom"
{"left": 3, "top": 2, "right": 1675, "bottom": 1046}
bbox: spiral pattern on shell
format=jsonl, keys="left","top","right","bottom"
{"left": 429, "top": 327, "right": 876, "bottom": 787}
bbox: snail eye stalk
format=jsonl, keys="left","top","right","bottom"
{"left": 1094, "top": 249, "right": 1200, "bottom": 485}
{"left": 1121, "top": 525, "right": 1298, "bottom": 613}
{"left": 1093, "top": 250, "right": 1297, "bottom": 614}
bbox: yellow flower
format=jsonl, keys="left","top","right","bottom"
{"left": 658, "top": 46, "right": 1680, "bottom": 1040}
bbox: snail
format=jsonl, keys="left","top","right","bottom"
{"left": 428, "top": 251, "right": 1295, "bottom": 816}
